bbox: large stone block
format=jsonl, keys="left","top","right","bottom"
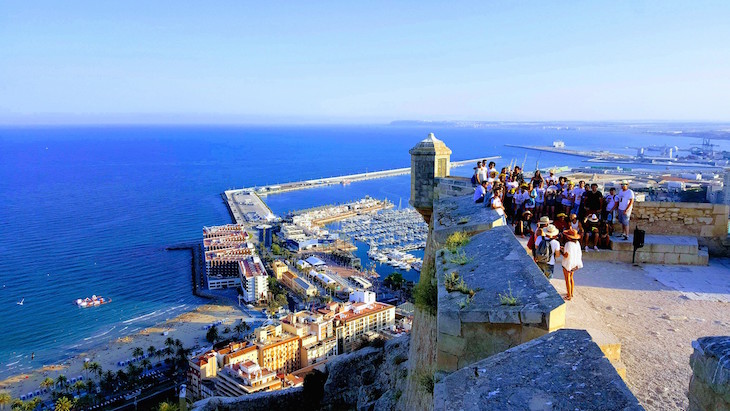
{"left": 432, "top": 194, "right": 504, "bottom": 244}
{"left": 434, "top": 330, "right": 643, "bottom": 411}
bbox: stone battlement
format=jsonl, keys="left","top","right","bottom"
{"left": 434, "top": 329, "right": 643, "bottom": 411}
{"left": 688, "top": 336, "right": 730, "bottom": 410}
{"left": 436, "top": 224, "right": 566, "bottom": 371}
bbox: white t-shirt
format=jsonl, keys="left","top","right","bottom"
{"left": 473, "top": 185, "right": 486, "bottom": 202}
{"left": 477, "top": 167, "right": 488, "bottom": 182}
{"left": 617, "top": 189, "right": 635, "bottom": 211}
{"left": 514, "top": 191, "right": 528, "bottom": 205}
{"left": 535, "top": 236, "right": 560, "bottom": 266}
{"left": 571, "top": 187, "right": 586, "bottom": 205}
{"left": 536, "top": 187, "right": 545, "bottom": 203}
{"left": 491, "top": 196, "right": 504, "bottom": 216}
{"left": 604, "top": 193, "right": 617, "bottom": 211}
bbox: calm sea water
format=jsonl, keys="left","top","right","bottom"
{"left": 0, "top": 124, "right": 722, "bottom": 378}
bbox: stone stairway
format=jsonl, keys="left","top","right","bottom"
{"left": 582, "top": 234, "right": 708, "bottom": 266}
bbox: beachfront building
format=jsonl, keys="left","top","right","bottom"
{"left": 239, "top": 257, "right": 269, "bottom": 304}
{"left": 253, "top": 324, "right": 302, "bottom": 374}
{"left": 301, "top": 335, "right": 339, "bottom": 367}
{"left": 215, "top": 361, "right": 281, "bottom": 396}
{"left": 187, "top": 351, "right": 218, "bottom": 400}
{"left": 203, "top": 224, "right": 254, "bottom": 290}
{"left": 329, "top": 292, "right": 396, "bottom": 353}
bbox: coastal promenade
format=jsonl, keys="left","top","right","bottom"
{"left": 223, "top": 156, "right": 500, "bottom": 223}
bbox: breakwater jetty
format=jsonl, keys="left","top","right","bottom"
{"left": 223, "top": 156, "right": 500, "bottom": 223}
{"left": 505, "top": 144, "right": 632, "bottom": 159}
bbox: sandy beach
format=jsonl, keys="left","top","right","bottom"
{"left": 0, "top": 304, "right": 248, "bottom": 399}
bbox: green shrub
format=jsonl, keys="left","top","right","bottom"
{"left": 444, "top": 231, "right": 470, "bottom": 252}
{"left": 448, "top": 250, "right": 472, "bottom": 266}
{"left": 413, "top": 277, "right": 437, "bottom": 315}
{"left": 498, "top": 281, "right": 519, "bottom": 306}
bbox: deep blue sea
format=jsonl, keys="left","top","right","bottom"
{"left": 0, "top": 124, "right": 725, "bottom": 379}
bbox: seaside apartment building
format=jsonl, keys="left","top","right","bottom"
{"left": 253, "top": 324, "right": 302, "bottom": 374}
{"left": 238, "top": 256, "right": 269, "bottom": 304}
{"left": 187, "top": 351, "right": 218, "bottom": 400}
{"left": 329, "top": 291, "right": 396, "bottom": 353}
{"left": 187, "top": 293, "right": 398, "bottom": 400}
{"left": 215, "top": 361, "right": 281, "bottom": 396}
{"left": 281, "top": 311, "right": 339, "bottom": 366}
{"left": 203, "top": 224, "right": 254, "bottom": 290}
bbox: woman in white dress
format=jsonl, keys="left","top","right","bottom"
{"left": 561, "top": 228, "right": 583, "bottom": 301}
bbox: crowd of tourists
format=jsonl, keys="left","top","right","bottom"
{"left": 471, "top": 160, "right": 636, "bottom": 301}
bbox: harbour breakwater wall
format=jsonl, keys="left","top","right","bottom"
{"left": 166, "top": 243, "right": 213, "bottom": 300}
{"left": 630, "top": 201, "right": 730, "bottom": 256}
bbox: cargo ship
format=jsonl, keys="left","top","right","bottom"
{"left": 75, "top": 295, "right": 112, "bottom": 308}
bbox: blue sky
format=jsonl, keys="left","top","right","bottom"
{"left": 1, "top": 1, "right": 729, "bottom": 124}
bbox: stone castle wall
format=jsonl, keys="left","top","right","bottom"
{"left": 631, "top": 202, "right": 728, "bottom": 238}
{"left": 630, "top": 202, "right": 729, "bottom": 256}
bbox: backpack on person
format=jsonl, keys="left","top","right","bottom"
{"left": 471, "top": 173, "right": 477, "bottom": 185}
{"left": 535, "top": 238, "right": 553, "bottom": 264}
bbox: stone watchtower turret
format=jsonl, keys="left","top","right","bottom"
{"left": 409, "top": 133, "right": 452, "bottom": 222}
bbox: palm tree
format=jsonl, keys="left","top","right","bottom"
{"left": 55, "top": 375, "right": 69, "bottom": 394}
{"left": 174, "top": 339, "right": 183, "bottom": 348}
{"left": 141, "top": 358, "right": 151, "bottom": 372}
{"left": 205, "top": 325, "right": 219, "bottom": 344}
{"left": 132, "top": 347, "right": 144, "bottom": 359}
{"left": 147, "top": 345, "right": 157, "bottom": 361}
{"left": 40, "top": 377, "right": 55, "bottom": 396}
{"left": 72, "top": 380, "right": 86, "bottom": 396}
{"left": 233, "top": 321, "right": 250, "bottom": 339}
{"left": 100, "top": 370, "right": 116, "bottom": 394}
{"left": 54, "top": 396, "right": 73, "bottom": 411}
{"left": 88, "top": 362, "right": 102, "bottom": 382}
{"left": 156, "top": 401, "right": 179, "bottom": 411}
{"left": 0, "top": 392, "right": 11, "bottom": 410}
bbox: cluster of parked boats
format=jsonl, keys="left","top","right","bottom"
{"left": 336, "top": 208, "right": 427, "bottom": 249}
{"left": 335, "top": 207, "right": 427, "bottom": 271}
{"left": 368, "top": 248, "right": 423, "bottom": 271}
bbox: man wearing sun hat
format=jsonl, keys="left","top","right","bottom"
{"left": 534, "top": 224, "right": 561, "bottom": 279}
{"left": 616, "top": 180, "right": 635, "bottom": 240}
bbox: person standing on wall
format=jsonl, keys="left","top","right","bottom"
{"left": 617, "top": 180, "right": 635, "bottom": 240}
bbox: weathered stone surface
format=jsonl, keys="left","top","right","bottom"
{"left": 437, "top": 226, "right": 564, "bottom": 327}
{"left": 434, "top": 329, "right": 644, "bottom": 411}
{"left": 688, "top": 336, "right": 730, "bottom": 410}
{"left": 321, "top": 336, "right": 410, "bottom": 411}
{"left": 436, "top": 225, "right": 565, "bottom": 371}
{"left": 432, "top": 194, "right": 504, "bottom": 244}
